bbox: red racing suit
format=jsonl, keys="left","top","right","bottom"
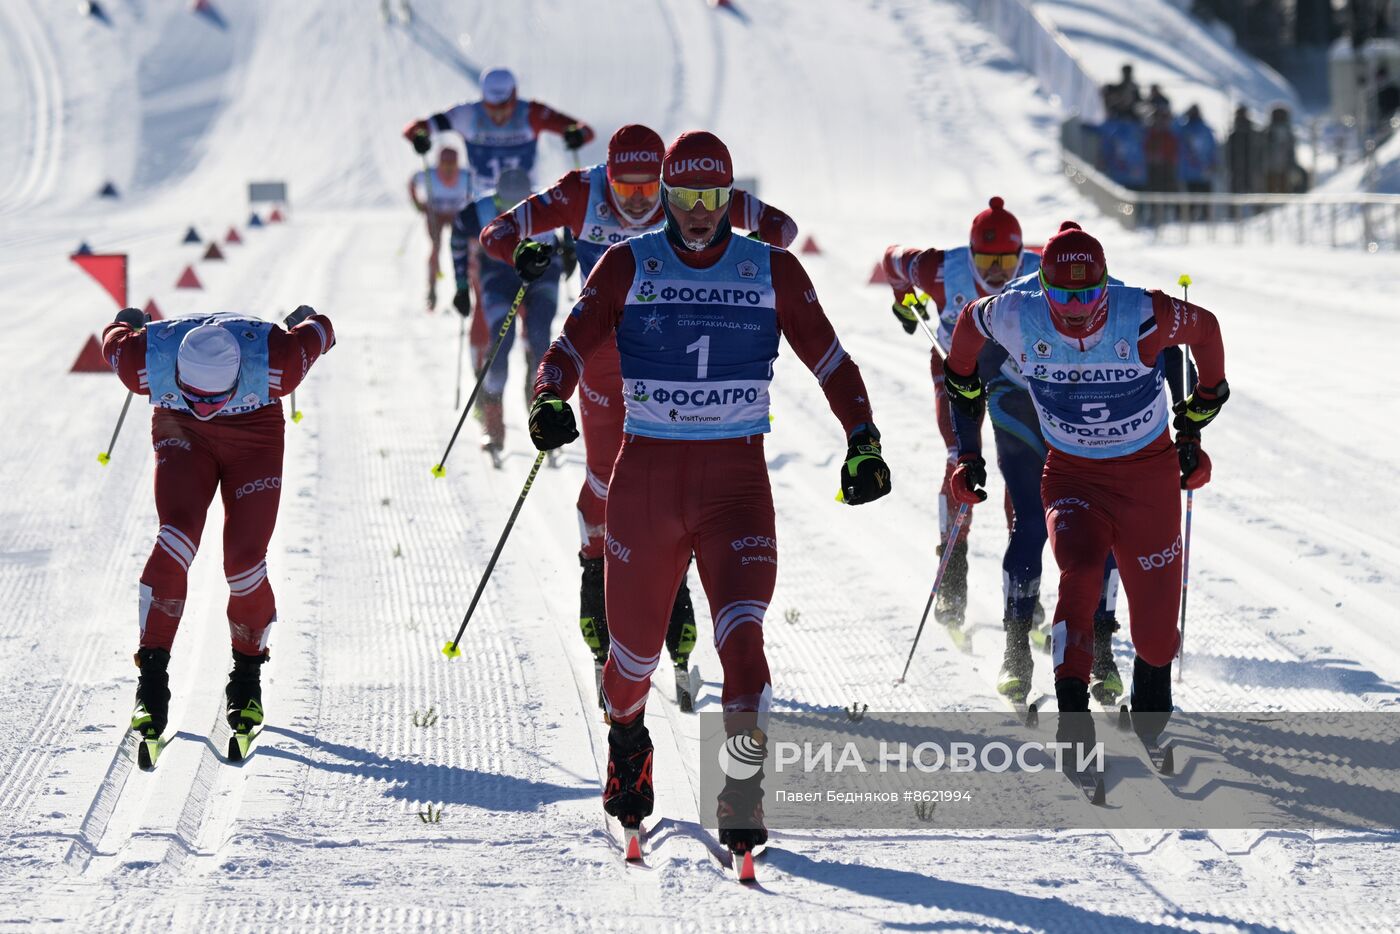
{"left": 102, "top": 314, "right": 334, "bottom": 655}
{"left": 946, "top": 288, "right": 1225, "bottom": 684}
{"left": 485, "top": 171, "right": 798, "bottom": 559}
{"left": 534, "top": 233, "right": 871, "bottom": 724}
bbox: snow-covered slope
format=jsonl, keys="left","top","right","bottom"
{"left": 1, "top": 0, "right": 1398, "bottom": 930}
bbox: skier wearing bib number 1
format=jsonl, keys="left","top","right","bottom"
{"left": 941, "top": 220, "right": 1228, "bottom": 755}
{"left": 527, "top": 131, "right": 891, "bottom": 856}
{"left": 479, "top": 123, "right": 799, "bottom": 702}
{"left": 402, "top": 66, "right": 595, "bottom": 193}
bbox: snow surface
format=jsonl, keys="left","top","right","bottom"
{"left": 1, "top": 0, "right": 1398, "bottom": 930}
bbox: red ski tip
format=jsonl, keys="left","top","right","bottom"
{"left": 737, "top": 850, "right": 756, "bottom": 882}
{"left": 624, "top": 830, "right": 642, "bottom": 861}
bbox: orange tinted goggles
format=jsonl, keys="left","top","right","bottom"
{"left": 610, "top": 178, "right": 661, "bottom": 200}
{"left": 972, "top": 251, "right": 1021, "bottom": 273}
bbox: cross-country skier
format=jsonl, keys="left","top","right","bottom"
{"left": 408, "top": 146, "right": 470, "bottom": 311}
{"left": 528, "top": 131, "right": 890, "bottom": 855}
{"left": 942, "top": 221, "right": 1227, "bottom": 752}
{"left": 451, "top": 167, "right": 563, "bottom": 462}
{"left": 402, "top": 66, "right": 595, "bottom": 193}
{"left": 102, "top": 305, "right": 335, "bottom": 760}
{"left": 881, "top": 199, "right": 1126, "bottom": 704}
{"left": 480, "top": 123, "right": 799, "bottom": 699}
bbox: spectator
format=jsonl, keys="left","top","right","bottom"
{"left": 1226, "top": 105, "right": 1261, "bottom": 195}
{"left": 1143, "top": 83, "right": 1172, "bottom": 121}
{"left": 1099, "top": 111, "right": 1147, "bottom": 190}
{"left": 1104, "top": 64, "right": 1142, "bottom": 119}
{"left": 1263, "top": 106, "right": 1298, "bottom": 193}
{"left": 1176, "top": 104, "right": 1218, "bottom": 219}
{"left": 1377, "top": 66, "right": 1400, "bottom": 124}
{"left": 1143, "top": 106, "right": 1179, "bottom": 223}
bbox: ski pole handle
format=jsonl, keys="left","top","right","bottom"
{"left": 442, "top": 450, "right": 547, "bottom": 657}
{"left": 97, "top": 391, "right": 134, "bottom": 466}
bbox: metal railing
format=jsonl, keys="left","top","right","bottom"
{"left": 1059, "top": 146, "right": 1400, "bottom": 250}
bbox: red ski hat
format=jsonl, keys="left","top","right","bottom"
{"left": 969, "top": 196, "right": 1023, "bottom": 253}
{"left": 607, "top": 124, "right": 664, "bottom": 180}
{"left": 662, "top": 131, "right": 733, "bottom": 189}
{"left": 1039, "top": 221, "right": 1106, "bottom": 289}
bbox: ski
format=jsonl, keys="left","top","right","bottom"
{"left": 673, "top": 663, "right": 700, "bottom": 713}
{"left": 1137, "top": 731, "right": 1176, "bottom": 776}
{"left": 593, "top": 660, "right": 605, "bottom": 710}
{"left": 1004, "top": 692, "right": 1048, "bottom": 729}
{"left": 733, "top": 848, "right": 757, "bottom": 883}
{"left": 227, "top": 725, "right": 262, "bottom": 762}
{"left": 136, "top": 733, "right": 168, "bottom": 771}
{"left": 1067, "top": 764, "right": 1107, "bottom": 805}
{"left": 621, "top": 823, "right": 644, "bottom": 863}
{"left": 943, "top": 621, "right": 973, "bottom": 654}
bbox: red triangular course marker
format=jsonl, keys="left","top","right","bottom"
{"left": 70, "top": 334, "right": 108, "bottom": 373}
{"left": 867, "top": 261, "right": 890, "bottom": 285}
{"left": 71, "top": 252, "right": 128, "bottom": 307}
{"left": 176, "top": 266, "right": 203, "bottom": 289}
{"left": 799, "top": 235, "right": 821, "bottom": 255}
{"left": 268, "top": 207, "right": 284, "bottom": 223}
{"left": 226, "top": 227, "right": 242, "bottom": 244}
{"left": 203, "top": 242, "right": 225, "bottom": 261}
{"left": 143, "top": 298, "right": 164, "bottom": 321}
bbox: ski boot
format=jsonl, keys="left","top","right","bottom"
{"left": 426, "top": 282, "right": 437, "bottom": 313}
{"left": 131, "top": 647, "right": 171, "bottom": 769}
{"left": 1129, "top": 655, "right": 1173, "bottom": 743}
{"left": 1029, "top": 600, "right": 1052, "bottom": 653}
{"left": 717, "top": 727, "right": 768, "bottom": 880}
{"left": 1089, "top": 612, "right": 1124, "bottom": 704}
{"left": 665, "top": 579, "right": 699, "bottom": 712}
{"left": 226, "top": 649, "right": 268, "bottom": 761}
{"left": 933, "top": 536, "right": 969, "bottom": 632}
{"left": 603, "top": 717, "right": 654, "bottom": 831}
{"left": 996, "top": 614, "right": 1034, "bottom": 702}
{"left": 1055, "top": 677, "right": 1104, "bottom": 801}
{"left": 579, "top": 554, "right": 609, "bottom": 707}
{"left": 479, "top": 391, "right": 505, "bottom": 468}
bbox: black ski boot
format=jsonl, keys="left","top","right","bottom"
{"left": 226, "top": 649, "right": 268, "bottom": 731}
{"left": 717, "top": 728, "right": 768, "bottom": 854}
{"left": 1129, "top": 655, "right": 1173, "bottom": 743}
{"left": 996, "top": 614, "right": 1034, "bottom": 701}
{"left": 1089, "top": 612, "right": 1124, "bottom": 703}
{"left": 1054, "top": 677, "right": 1098, "bottom": 770}
{"left": 131, "top": 647, "right": 171, "bottom": 739}
{"left": 603, "top": 717, "right": 654, "bottom": 828}
{"left": 665, "top": 578, "right": 699, "bottom": 710}
{"left": 933, "top": 536, "right": 969, "bottom": 628}
{"left": 579, "top": 554, "right": 610, "bottom": 666}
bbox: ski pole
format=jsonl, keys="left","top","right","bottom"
{"left": 1177, "top": 273, "right": 1194, "bottom": 682}
{"left": 442, "top": 450, "right": 547, "bottom": 657}
{"left": 896, "top": 500, "right": 971, "bottom": 684}
{"left": 97, "top": 391, "right": 134, "bottom": 466}
{"left": 901, "top": 292, "right": 942, "bottom": 353}
{"left": 453, "top": 313, "right": 466, "bottom": 410}
{"left": 431, "top": 283, "right": 527, "bottom": 477}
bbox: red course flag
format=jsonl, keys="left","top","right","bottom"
{"left": 226, "top": 227, "right": 242, "bottom": 244}
{"left": 268, "top": 207, "right": 284, "bottom": 223}
{"left": 143, "top": 298, "right": 164, "bottom": 321}
{"left": 71, "top": 253, "right": 128, "bottom": 307}
{"left": 800, "top": 235, "right": 821, "bottom": 255}
{"left": 70, "top": 334, "right": 108, "bottom": 373}
{"left": 176, "top": 266, "right": 203, "bottom": 289}
{"left": 867, "top": 261, "right": 890, "bottom": 285}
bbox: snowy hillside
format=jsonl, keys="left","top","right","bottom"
{"left": 1, "top": 0, "right": 1398, "bottom": 930}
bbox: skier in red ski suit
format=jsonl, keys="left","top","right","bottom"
{"left": 102, "top": 305, "right": 334, "bottom": 748}
{"left": 943, "top": 221, "right": 1227, "bottom": 747}
{"left": 527, "top": 131, "right": 890, "bottom": 855}
{"left": 481, "top": 123, "right": 799, "bottom": 689}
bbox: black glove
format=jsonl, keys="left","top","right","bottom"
{"left": 839, "top": 429, "right": 892, "bottom": 505}
{"left": 1172, "top": 378, "right": 1230, "bottom": 433}
{"left": 529, "top": 393, "right": 578, "bottom": 451}
{"left": 943, "top": 366, "right": 984, "bottom": 421}
{"left": 114, "top": 307, "right": 146, "bottom": 330}
{"left": 411, "top": 130, "right": 431, "bottom": 155}
{"left": 452, "top": 286, "right": 472, "bottom": 317}
{"left": 560, "top": 232, "right": 578, "bottom": 278}
{"left": 563, "top": 125, "right": 586, "bottom": 151}
{"left": 284, "top": 305, "right": 314, "bottom": 328}
{"left": 891, "top": 302, "right": 918, "bottom": 335}
{"left": 513, "top": 239, "right": 555, "bottom": 283}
